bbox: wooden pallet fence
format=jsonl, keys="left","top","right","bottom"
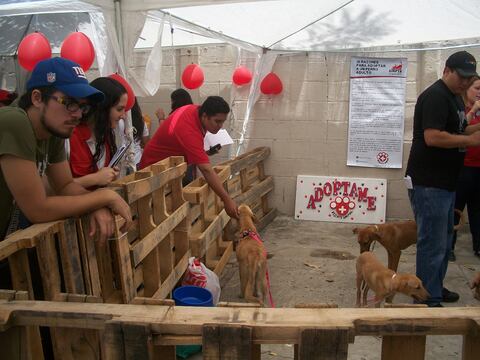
{"left": 0, "top": 301, "right": 479, "bottom": 360}
{"left": 221, "top": 146, "right": 276, "bottom": 231}
{"left": 106, "top": 156, "right": 191, "bottom": 303}
{"left": 183, "top": 165, "right": 233, "bottom": 275}
{"left": 0, "top": 219, "right": 104, "bottom": 360}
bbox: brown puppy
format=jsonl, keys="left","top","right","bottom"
{"left": 236, "top": 204, "right": 267, "bottom": 306}
{"left": 353, "top": 221, "right": 417, "bottom": 272}
{"left": 356, "top": 251, "right": 429, "bottom": 307}
{"left": 471, "top": 272, "right": 480, "bottom": 301}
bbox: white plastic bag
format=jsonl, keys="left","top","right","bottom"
{"left": 182, "top": 257, "right": 221, "bottom": 305}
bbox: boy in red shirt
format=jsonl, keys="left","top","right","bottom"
{"left": 140, "top": 96, "right": 238, "bottom": 219}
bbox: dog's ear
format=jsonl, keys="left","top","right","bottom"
{"left": 352, "top": 228, "right": 358, "bottom": 234}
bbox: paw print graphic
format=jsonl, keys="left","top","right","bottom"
{"left": 330, "top": 196, "right": 355, "bottom": 218}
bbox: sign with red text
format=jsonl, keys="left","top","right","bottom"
{"left": 347, "top": 56, "right": 407, "bottom": 168}
{"left": 294, "top": 175, "right": 386, "bottom": 224}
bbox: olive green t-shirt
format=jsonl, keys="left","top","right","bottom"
{"left": 0, "top": 107, "right": 66, "bottom": 239}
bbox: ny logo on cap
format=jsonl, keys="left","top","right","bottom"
{"left": 72, "top": 66, "right": 87, "bottom": 79}
{"left": 47, "top": 72, "right": 56, "bottom": 83}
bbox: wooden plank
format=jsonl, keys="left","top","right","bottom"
{"left": 58, "top": 218, "right": 85, "bottom": 294}
{"left": 131, "top": 202, "right": 189, "bottom": 266}
{"left": 158, "top": 234, "right": 174, "bottom": 283}
{"left": 76, "top": 217, "right": 102, "bottom": 297}
{"left": 203, "top": 324, "right": 253, "bottom": 360}
{"left": 298, "top": 328, "right": 350, "bottom": 360}
{"left": 194, "top": 210, "right": 230, "bottom": 258}
{"left": 122, "top": 323, "right": 151, "bottom": 360}
{"left": 0, "top": 221, "right": 61, "bottom": 260}
{"left": 152, "top": 251, "right": 190, "bottom": 299}
{"left": 462, "top": 332, "right": 480, "bottom": 360}
{"left": 135, "top": 172, "right": 160, "bottom": 298}
{"left": 234, "top": 176, "right": 273, "bottom": 207}
{"left": 122, "top": 163, "right": 187, "bottom": 204}
{"left": 103, "top": 322, "right": 125, "bottom": 360}
{"left": 213, "top": 241, "right": 233, "bottom": 276}
{"left": 381, "top": 335, "right": 425, "bottom": 360}
{"left": 114, "top": 232, "right": 136, "bottom": 303}
{"left": 36, "top": 231, "right": 61, "bottom": 300}
{"left": 221, "top": 147, "right": 270, "bottom": 175}
{"left": 256, "top": 208, "right": 277, "bottom": 232}
{"left": 8, "top": 249, "right": 34, "bottom": 299}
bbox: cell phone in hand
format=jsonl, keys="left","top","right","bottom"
{"left": 108, "top": 141, "right": 132, "bottom": 167}
{"left": 206, "top": 143, "right": 222, "bottom": 156}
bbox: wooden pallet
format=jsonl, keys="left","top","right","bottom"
{"left": 0, "top": 301, "right": 478, "bottom": 360}
{"left": 183, "top": 165, "right": 233, "bottom": 275}
{"left": 107, "top": 156, "right": 191, "bottom": 303}
{"left": 221, "top": 147, "right": 276, "bottom": 231}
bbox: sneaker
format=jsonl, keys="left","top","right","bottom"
{"left": 448, "top": 251, "right": 456, "bottom": 262}
{"left": 428, "top": 303, "right": 444, "bottom": 308}
{"left": 442, "top": 287, "right": 459, "bottom": 303}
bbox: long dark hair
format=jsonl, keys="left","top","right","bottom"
{"left": 170, "top": 88, "right": 193, "bottom": 113}
{"left": 89, "top": 77, "right": 126, "bottom": 170}
{"left": 130, "top": 98, "right": 144, "bottom": 142}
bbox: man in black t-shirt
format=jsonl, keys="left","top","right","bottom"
{"left": 406, "top": 51, "right": 480, "bottom": 307}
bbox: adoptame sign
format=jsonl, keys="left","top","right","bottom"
{"left": 294, "top": 175, "right": 386, "bottom": 224}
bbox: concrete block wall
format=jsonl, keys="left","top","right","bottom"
{"left": 132, "top": 43, "right": 480, "bottom": 220}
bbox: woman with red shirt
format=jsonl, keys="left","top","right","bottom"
{"left": 68, "top": 77, "right": 127, "bottom": 188}
{"left": 452, "top": 76, "right": 480, "bottom": 259}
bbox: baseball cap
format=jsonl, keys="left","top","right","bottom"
{"left": 445, "top": 51, "right": 478, "bottom": 78}
{"left": 27, "top": 58, "right": 104, "bottom": 103}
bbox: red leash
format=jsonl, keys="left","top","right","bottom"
{"left": 242, "top": 230, "right": 275, "bottom": 307}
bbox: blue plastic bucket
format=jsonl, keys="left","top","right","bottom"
{"left": 173, "top": 285, "right": 213, "bottom": 307}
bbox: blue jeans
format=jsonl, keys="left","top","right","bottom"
{"left": 408, "top": 186, "right": 455, "bottom": 305}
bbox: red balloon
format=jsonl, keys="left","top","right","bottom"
{"left": 182, "top": 64, "right": 204, "bottom": 89}
{"left": 61, "top": 32, "right": 95, "bottom": 71}
{"left": 17, "top": 32, "right": 52, "bottom": 71}
{"left": 109, "top": 73, "right": 136, "bottom": 111}
{"left": 260, "top": 72, "right": 283, "bottom": 95}
{"left": 232, "top": 66, "right": 252, "bottom": 86}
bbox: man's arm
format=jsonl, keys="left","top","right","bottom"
{"left": 424, "top": 128, "right": 480, "bottom": 149}
{"left": 1, "top": 155, "right": 132, "bottom": 230}
{"left": 197, "top": 162, "right": 239, "bottom": 219}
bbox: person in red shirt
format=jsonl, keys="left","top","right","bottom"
{"left": 69, "top": 77, "right": 127, "bottom": 188}
{"left": 140, "top": 96, "right": 239, "bottom": 219}
{"left": 452, "top": 76, "right": 480, "bottom": 259}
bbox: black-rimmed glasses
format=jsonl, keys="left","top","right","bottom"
{"left": 48, "top": 95, "right": 92, "bottom": 115}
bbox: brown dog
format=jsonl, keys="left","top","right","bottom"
{"left": 356, "top": 251, "right": 429, "bottom": 307}
{"left": 471, "top": 272, "right": 480, "bottom": 301}
{"left": 236, "top": 204, "right": 267, "bottom": 306}
{"left": 353, "top": 221, "right": 417, "bottom": 272}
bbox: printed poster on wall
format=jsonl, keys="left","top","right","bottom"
{"left": 294, "top": 175, "right": 386, "bottom": 224}
{"left": 347, "top": 56, "right": 408, "bottom": 168}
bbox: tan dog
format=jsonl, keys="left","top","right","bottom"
{"left": 353, "top": 221, "right": 417, "bottom": 272}
{"left": 356, "top": 251, "right": 429, "bottom": 307}
{"left": 236, "top": 204, "right": 267, "bottom": 306}
{"left": 471, "top": 272, "right": 480, "bottom": 301}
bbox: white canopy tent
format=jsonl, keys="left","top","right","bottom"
{"left": 1, "top": 0, "right": 479, "bottom": 157}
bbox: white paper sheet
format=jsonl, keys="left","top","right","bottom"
{"left": 203, "top": 129, "right": 234, "bottom": 151}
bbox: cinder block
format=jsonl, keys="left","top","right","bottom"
{"left": 202, "top": 64, "right": 234, "bottom": 82}
{"left": 327, "top": 101, "right": 349, "bottom": 122}
{"left": 387, "top": 198, "right": 413, "bottom": 220}
{"left": 327, "top": 121, "right": 348, "bottom": 141}
{"left": 272, "top": 139, "right": 312, "bottom": 160}
{"left": 388, "top": 179, "right": 408, "bottom": 200}
{"left": 251, "top": 101, "right": 274, "bottom": 120}
{"left": 308, "top": 102, "right": 329, "bottom": 121}
{"left": 272, "top": 100, "right": 308, "bottom": 121}
{"left": 160, "top": 65, "right": 176, "bottom": 84}
{"left": 307, "top": 61, "right": 328, "bottom": 82}
{"left": 270, "top": 176, "right": 297, "bottom": 215}
{"left": 328, "top": 81, "right": 350, "bottom": 102}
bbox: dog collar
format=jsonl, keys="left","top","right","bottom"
{"left": 241, "top": 229, "right": 258, "bottom": 238}
{"left": 373, "top": 225, "right": 379, "bottom": 231}
{"left": 389, "top": 273, "right": 397, "bottom": 293}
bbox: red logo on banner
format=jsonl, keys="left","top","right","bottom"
{"left": 329, "top": 196, "right": 356, "bottom": 218}
{"left": 377, "top": 152, "right": 389, "bottom": 164}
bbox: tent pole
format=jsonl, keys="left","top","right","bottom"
{"left": 114, "top": 0, "right": 124, "bottom": 59}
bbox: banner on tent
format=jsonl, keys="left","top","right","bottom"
{"left": 294, "top": 175, "right": 386, "bottom": 224}
{"left": 347, "top": 56, "right": 407, "bottom": 169}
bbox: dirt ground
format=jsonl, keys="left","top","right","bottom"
{"left": 213, "top": 215, "right": 480, "bottom": 360}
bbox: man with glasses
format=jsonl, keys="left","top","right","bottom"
{"left": 406, "top": 51, "right": 480, "bottom": 307}
{"left": 0, "top": 58, "right": 132, "bottom": 251}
